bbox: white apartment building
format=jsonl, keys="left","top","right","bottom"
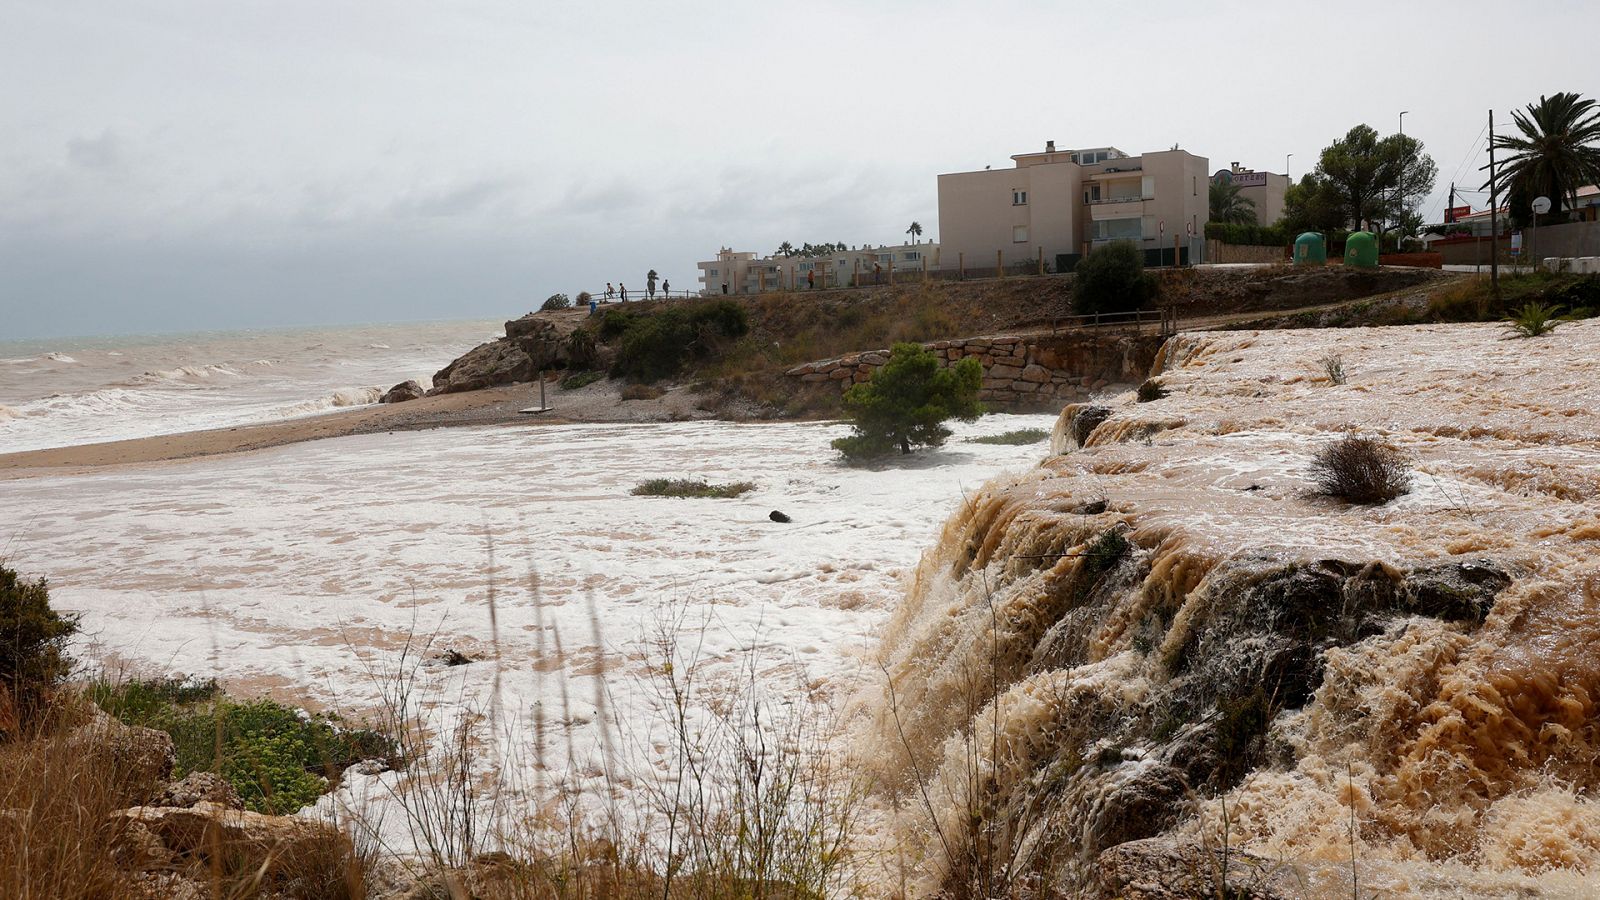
{"left": 697, "top": 241, "right": 941, "bottom": 295}
{"left": 937, "top": 141, "right": 1210, "bottom": 270}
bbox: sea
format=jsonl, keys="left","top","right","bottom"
{"left": 0, "top": 319, "right": 503, "bottom": 454}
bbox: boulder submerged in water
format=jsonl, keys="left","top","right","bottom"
{"left": 769, "top": 510, "right": 792, "bottom": 523}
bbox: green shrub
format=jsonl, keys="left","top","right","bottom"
{"left": 560, "top": 370, "right": 603, "bottom": 390}
{"left": 631, "top": 479, "right": 757, "bottom": 498}
{"left": 1504, "top": 302, "right": 1560, "bottom": 338}
{"left": 92, "top": 680, "right": 398, "bottom": 814}
{"left": 966, "top": 428, "right": 1050, "bottom": 446}
{"left": 1204, "top": 222, "right": 1293, "bottom": 246}
{"left": 1072, "top": 241, "right": 1157, "bottom": 314}
{"left": 541, "top": 293, "right": 571, "bottom": 311}
{"left": 0, "top": 566, "right": 78, "bottom": 718}
{"left": 832, "top": 344, "right": 983, "bottom": 459}
{"left": 608, "top": 300, "right": 750, "bottom": 382}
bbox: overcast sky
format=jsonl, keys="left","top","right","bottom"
{"left": 2, "top": 0, "right": 1595, "bottom": 339}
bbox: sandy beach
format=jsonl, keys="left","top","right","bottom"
{"left": 0, "top": 377, "right": 734, "bottom": 475}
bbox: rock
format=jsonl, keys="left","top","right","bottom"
{"left": 380, "top": 379, "right": 426, "bottom": 403}
{"left": 430, "top": 340, "right": 535, "bottom": 394}
{"left": 1093, "top": 836, "right": 1299, "bottom": 899}
{"left": 1405, "top": 559, "right": 1511, "bottom": 622}
{"left": 1070, "top": 405, "right": 1113, "bottom": 447}
{"left": 114, "top": 801, "right": 354, "bottom": 888}
{"left": 156, "top": 772, "right": 243, "bottom": 811}
{"left": 769, "top": 511, "right": 792, "bottom": 523}
{"left": 988, "top": 363, "right": 1025, "bottom": 380}
{"left": 1070, "top": 499, "right": 1109, "bottom": 515}
{"left": 1020, "top": 364, "right": 1051, "bottom": 383}
{"left": 67, "top": 709, "right": 175, "bottom": 804}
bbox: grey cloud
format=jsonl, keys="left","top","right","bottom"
{"left": 389, "top": 177, "right": 518, "bottom": 219}
{"left": 65, "top": 131, "right": 121, "bottom": 170}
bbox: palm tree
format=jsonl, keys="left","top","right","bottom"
{"left": 906, "top": 221, "right": 923, "bottom": 244}
{"left": 776, "top": 241, "right": 794, "bottom": 257}
{"left": 1208, "top": 179, "right": 1258, "bottom": 225}
{"left": 1485, "top": 92, "right": 1600, "bottom": 223}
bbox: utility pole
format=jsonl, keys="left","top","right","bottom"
{"left": 1488, "top": 108, "right": 1500, "bottom": 299}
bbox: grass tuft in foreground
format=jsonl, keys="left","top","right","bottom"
{"left": 630, "top": 478, "right": 756, "bottom": 498}
{"left": 1309, "top": 433, "right": 1411, "bottom": 505}
{"left": 1503, "top": 301, "right": 1561, "bottom": 338}
{"left": 967, "top": 428, "right": 1050, "bottom": 446}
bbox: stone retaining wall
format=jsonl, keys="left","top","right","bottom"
{"left": 785, "top": 332, "right": 1163, "bottom": 409}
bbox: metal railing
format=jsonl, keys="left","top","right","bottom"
{"left": 1045, "top": 306, "right": 1175, "bottom": 336}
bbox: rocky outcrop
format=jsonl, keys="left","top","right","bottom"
{"left": 379, "top": 379, "right": 426, "bottom": 403}
{"left": 114, "top": 801, "right": 354, "bottom": 888}
{"left": 66, "top": 709, "right": 176, "bottom": 805}
{"left": 785, "top": 332, "right": 1162, "bottom": 410}
{"left": 156, "top": 771, "right": 244, "bottom": 810}
{"left": 1093, "top": 836, "right": 1301, "bottom": 899}
{"left": 431, "top": 314, "right": 576, "bottom": 395}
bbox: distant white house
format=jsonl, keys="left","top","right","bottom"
{"left": 697, "top": 241, "right": 941, "bottom": 295}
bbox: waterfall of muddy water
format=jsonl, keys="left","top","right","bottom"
{"left": 0, "top": 414, "right": 1058, "bottom": 855}
{"left": 865, "top": 322, "right": 1600, "bottom": 898}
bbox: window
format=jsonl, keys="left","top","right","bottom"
{"left": 1085, "top": 184, "right": 1102, "bottom": 204}
{"left": 1012, "top": 189, "right": 1027, "bottom": 206}
{"left": 799, "top": 262, "right": 814, "bottom": 271}
{"left": 1091, "top": 218, "right": 1142, "bottom": 241}
{"left": 903, "top": 251, "right": 921, "bottom": 261}
{"left": 1141, "top": 175, "right": 1156, "bottom": 199}
{"left": 877, "top": 253, "right": 892, "bottom": 263}
{"left": 708, "top": 268, "right": 719, "bottom": 277}
{"left": 1013, "top": 225, "right": 1029, "bottom": 243}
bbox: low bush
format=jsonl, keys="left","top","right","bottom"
{"left": 560, "top": 370, "right": 603, "bottom": 390}
{"left": 1205, "top": 222, "right": 1293, "bottom": 247}
{"left": 1309, "top": 434, "right": 1411, "bottom": 504}
{"left": 1320, "top": 354, "right": 1347, "bottom": 384}
{"left": 576, "top": 290, "right": 593, "bottom": 306}
{"left": 1504, "top": 301, "right": 1560, "bottom": 338}
{"left": 1136, "top": 379, "right": 1168, "bottom": 402}
{"left": 1072, "top": 241, "right": 1157, "bottom": 315}
{"left": 541, "top": 293, "right": 571, "bottom": 311}
{"left": 91, "top": 679, "right": 398, "bottom": 814}
{"left": 607, "top": 300, "right": 750, "bottom": 382}
{"left": 967, "top": 428, "right": 1050, "bottom": 445}
{"left": 0, "top": 565, "right": 78, "bottom": 721}
{"left": 630, "top": 479, "right": 757, "bottom": 498}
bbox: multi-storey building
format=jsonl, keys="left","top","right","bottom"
{"left": 936, "top": 141, "right": 1210, "bottom": 270}
{"left": 697, "top": 242, "right": 941, "bottom": 295}
{"left": 1211, "top": 162, "right": 1290, "bottom": 226}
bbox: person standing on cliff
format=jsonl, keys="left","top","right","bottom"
{"left": 620, "top": 283, "right": 628, "bottom": 302}
{"left": 662, "top": 278, "right": 670, "bottom": 297}
{"left": 606, "top": 282, "right": 614, "bottom": 301}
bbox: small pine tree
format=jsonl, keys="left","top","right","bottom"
{"left": 1, "top": 566, "right": 79, "bottom": 718}
{"left": 832, "top": 344, "right": 983, "bottom": 459}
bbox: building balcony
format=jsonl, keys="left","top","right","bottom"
{"left": 1089, "top": 198, "right": 1147, "bottom": 219}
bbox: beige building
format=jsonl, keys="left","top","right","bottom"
{"left": 697, "top": 241, "right": 941, "bottom": 295}
{"left": 936, "top": 141, "right": 1210, "bottom": 271}
{"left": 1211, "top": 162, "right": 1290, "bottom": 226}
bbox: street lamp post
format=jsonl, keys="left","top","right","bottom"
{"left": 1286, "top": 152, "right": 1293, "bottom": 181}
{"left": 1395, "top": 111, "right": 1409, "bottom": 246}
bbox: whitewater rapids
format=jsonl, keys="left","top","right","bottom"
{"left": 866, "top": 321, "right": 1600, "bottom": 897}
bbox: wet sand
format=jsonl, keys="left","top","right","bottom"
{"left": 0, "top": 378, "right": 726, "bottom": 476}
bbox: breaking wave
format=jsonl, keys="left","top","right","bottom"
{"left": 123, "top": 364, "right": 244, "bottom": 386}
{"left": 0, "top": 405, "right": 20, "bottom": 421}
{"left": 274, "top": 386, "right": 383, "bottom": 418}
{"left": 44, "top": 352, "right": 76, "bottom": 363}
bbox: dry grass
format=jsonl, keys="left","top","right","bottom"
{"left": 630, "top": 479, "right": 756, "bottom": 498}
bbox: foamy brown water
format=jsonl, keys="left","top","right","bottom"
{"left": 868, "top": 321, "right": 1600, "bottom": 897}
{"left": 0, "top": 414, "right": 1057, "bottom": 852}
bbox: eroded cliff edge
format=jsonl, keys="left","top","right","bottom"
{"left": 865, "top": 322, "right": 1600, "bottom": 898}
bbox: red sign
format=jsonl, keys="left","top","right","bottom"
{"left": 1445, "top": 205, "right": 1472, "bottom": 223}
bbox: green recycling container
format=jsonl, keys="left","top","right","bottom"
{"left": 1294, "top": 232, "right": 1327, "bottom": 265}
{"left": 1344, "top": 231, "right": 1379, "bottom": 268}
